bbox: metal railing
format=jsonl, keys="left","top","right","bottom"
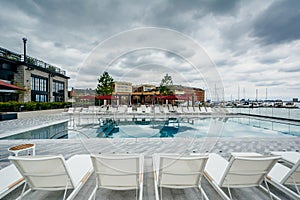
{"left": 24, "top": 55, "right": 66, "bottom": 75}
{"left": 0, "top": 47, "right": 21, "bottom": 62}
{"left": 227, "top": 107, "right": 300, "bottom": 121}
{"left": 0, "top": 47, "right": 66, "bottom": 76}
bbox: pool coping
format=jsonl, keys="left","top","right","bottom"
{"left": 0, "top": 119, "right": 69, "bottom": 139}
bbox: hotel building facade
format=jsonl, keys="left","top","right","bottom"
{"left": 0, "top": 46, "right": 69, "bottom": 103}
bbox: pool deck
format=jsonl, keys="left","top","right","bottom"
{"left": 0, "top": 110, "right": 299, "bottom": 199}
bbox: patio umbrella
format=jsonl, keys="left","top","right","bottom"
{"left": 0, "top": 80, "right": 26, "bottom": 91}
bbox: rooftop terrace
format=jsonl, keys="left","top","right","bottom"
{"left": 0, "top": 46, "right": 67, "bottom": 76}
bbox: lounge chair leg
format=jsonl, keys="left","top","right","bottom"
{"left": 291, "top": 176, "right": 300, "bottom": 195}
{"left": 160, "top": 186, "right": 163, "bottom": 200}
{"left": 63, "top": 182, "right": 69, "bottom": 200}
{"left": 20, "top": 181, "right": 27, "bottom": 200}
{"left": 135, "top": 187, "right": 138, "bottom": 200}
{"left": 139, "top": 183, "right": 143, "bottom": 200}
{"left": 198, "top": 185, "right": 209, "bottom": 200}
{"left": 225, "top": 182, "right": 233, "bottom": 200}
{"left": 261, "top": 178, "right": 283, "bottom": 200}
{"left": 263, "top": 178, "right": 273, "bottom": 200}
{"left": 87, "top": 186, "right": 97, "bottom": 200}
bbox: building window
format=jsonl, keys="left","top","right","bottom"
{"left": 31, "top": 76, "right": 48, "bottom": 92}
{"left": 31, "top": 76, "right": 48, "bottom": 102}
{"left": 52, "top": 80, "right": 64, "bottom": 102}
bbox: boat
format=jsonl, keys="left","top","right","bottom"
{"left": 274, "top": 100, "right": 283, "bottom": 107}
{"left": 284, "top": 102, "right": 298, "bottom": 109}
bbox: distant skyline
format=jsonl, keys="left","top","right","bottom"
{"left": 1, "top": 0, "right": 299, "bottom": 100}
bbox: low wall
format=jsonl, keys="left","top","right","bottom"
{"left": 17, "top": 109, "right": 65, "bottom": 119}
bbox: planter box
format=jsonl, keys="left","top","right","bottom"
{"left": 0, "top": 113, "right": 17, "bottom": 121}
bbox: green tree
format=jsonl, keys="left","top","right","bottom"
{"left": 96, "top": 71, "right": 114, "bottom": 95}
{"left": 159, "top": 73, "right": 174, "bottom": 95}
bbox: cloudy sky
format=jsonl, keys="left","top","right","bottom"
{"left": 1, "top": 0, "right": 300, "bottom": 101}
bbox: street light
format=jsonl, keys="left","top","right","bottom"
{"left": 22, "top": 37, "right": 27, "bottom": 63}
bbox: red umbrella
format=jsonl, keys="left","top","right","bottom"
{"left": 0, "top": 80, "right": 26, "bottom": 91}
{"left": 96, "top": 95, "right": 116, "bottom": 100}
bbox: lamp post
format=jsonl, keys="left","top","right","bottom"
{"left": 22, "top": 37, "right": 27, "bottom": 63}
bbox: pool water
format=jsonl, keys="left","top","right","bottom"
{"left": 69, "top": 117, "right": 300, "bottom": 139}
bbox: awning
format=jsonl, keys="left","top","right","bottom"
{"left": 0, "top": 80, "right": 26, "bottom": 91}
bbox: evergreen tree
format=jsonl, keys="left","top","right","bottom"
{"left": 159, "top": 73, "right": 174, "bottom": 95}
{"left": 96, "top": 71, "right": 114, "bottom": 95}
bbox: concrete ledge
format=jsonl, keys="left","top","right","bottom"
{"left": 17, "top": 109, "right": 65, "bottom": 119}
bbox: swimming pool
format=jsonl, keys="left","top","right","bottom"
{"left": 2, "top": 115, "right": 299, "bottom": 140}
{"left": 68, "top": 116, "right": 300, "bottom": 139}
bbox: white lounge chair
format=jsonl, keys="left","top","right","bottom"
{"left": 154, "top": 106, "right": 161, "bottom": 114}
{"left": 136, "top": 107, "right": 144, "bottom": 114}
{"left": 90, "top": 154, "right": 144, "bottom": 200}
{"left": 194, "top": 107, "right": 201, "bottom": 114}
{"left": 127, "top": 107, "right": 133, "bottom": 114}
{"left": 205, "top": 107, "right": 212, "bottom": 114}
{"left": 266, "top": 152, "right": 300, "bottom": 199}
{"left": 153, "top": 153, "right": 209, "bottom": 200}
{"left": 182, "top": 107, "right": 189, "bottom": 114}
{"left": 175, "top": 106, "right": 183, "bottom": 114}
{"left": 145, "top": 106, "right": 152, "bottom": 114}
{"left": 9, "top": 154, "right": 93, "bottom": 200}
{"left": 168, "top": 105, "right": 174, "bottom": 112}
{"left": 0, "top": 164, "right": 25, "bottom": 199}
{"left": 271, "top": 151, "right": 300, "bottom": 166}
{"left": 67, "top": 107, "right": 74, "bottom": 114}
{"left": 204, "top": 153, "right": 281, "bottom": 200}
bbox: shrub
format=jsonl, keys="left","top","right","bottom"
{"left": 0, "top": 101, "right": 72, "bottom": 112}
{"left": 24, "top": 102, "right": 37, "bottom": 111}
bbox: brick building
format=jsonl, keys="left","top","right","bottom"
{"left": 0, "top": 46, "right": 69, "bottom": 102}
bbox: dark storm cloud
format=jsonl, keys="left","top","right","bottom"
{"left": 252, "top": 0, "right": 300, "bottom": 45}
{"left": 145, "top": 0, "right": 240, "bottom": 31}
{"left": 258, "top": 57, "right": 281, "bottom": 64}
{"left": 279, "top": 66, "right": 300, "bottom": 73}
{"left": 1, "top": 0, "right": 299, "bottom": 99}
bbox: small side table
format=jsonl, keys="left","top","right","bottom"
{"left": 8, "top": 143, "right": 35, "bottom": 156}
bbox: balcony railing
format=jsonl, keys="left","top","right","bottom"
{"left": 0, "top": 47, "right": 21, "bottom": 62}
{"left": 0, "top": 47, "right": 66, "bottom": 76}
{"left": 24, "top": 55, "right": 66, "bottom": 75}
